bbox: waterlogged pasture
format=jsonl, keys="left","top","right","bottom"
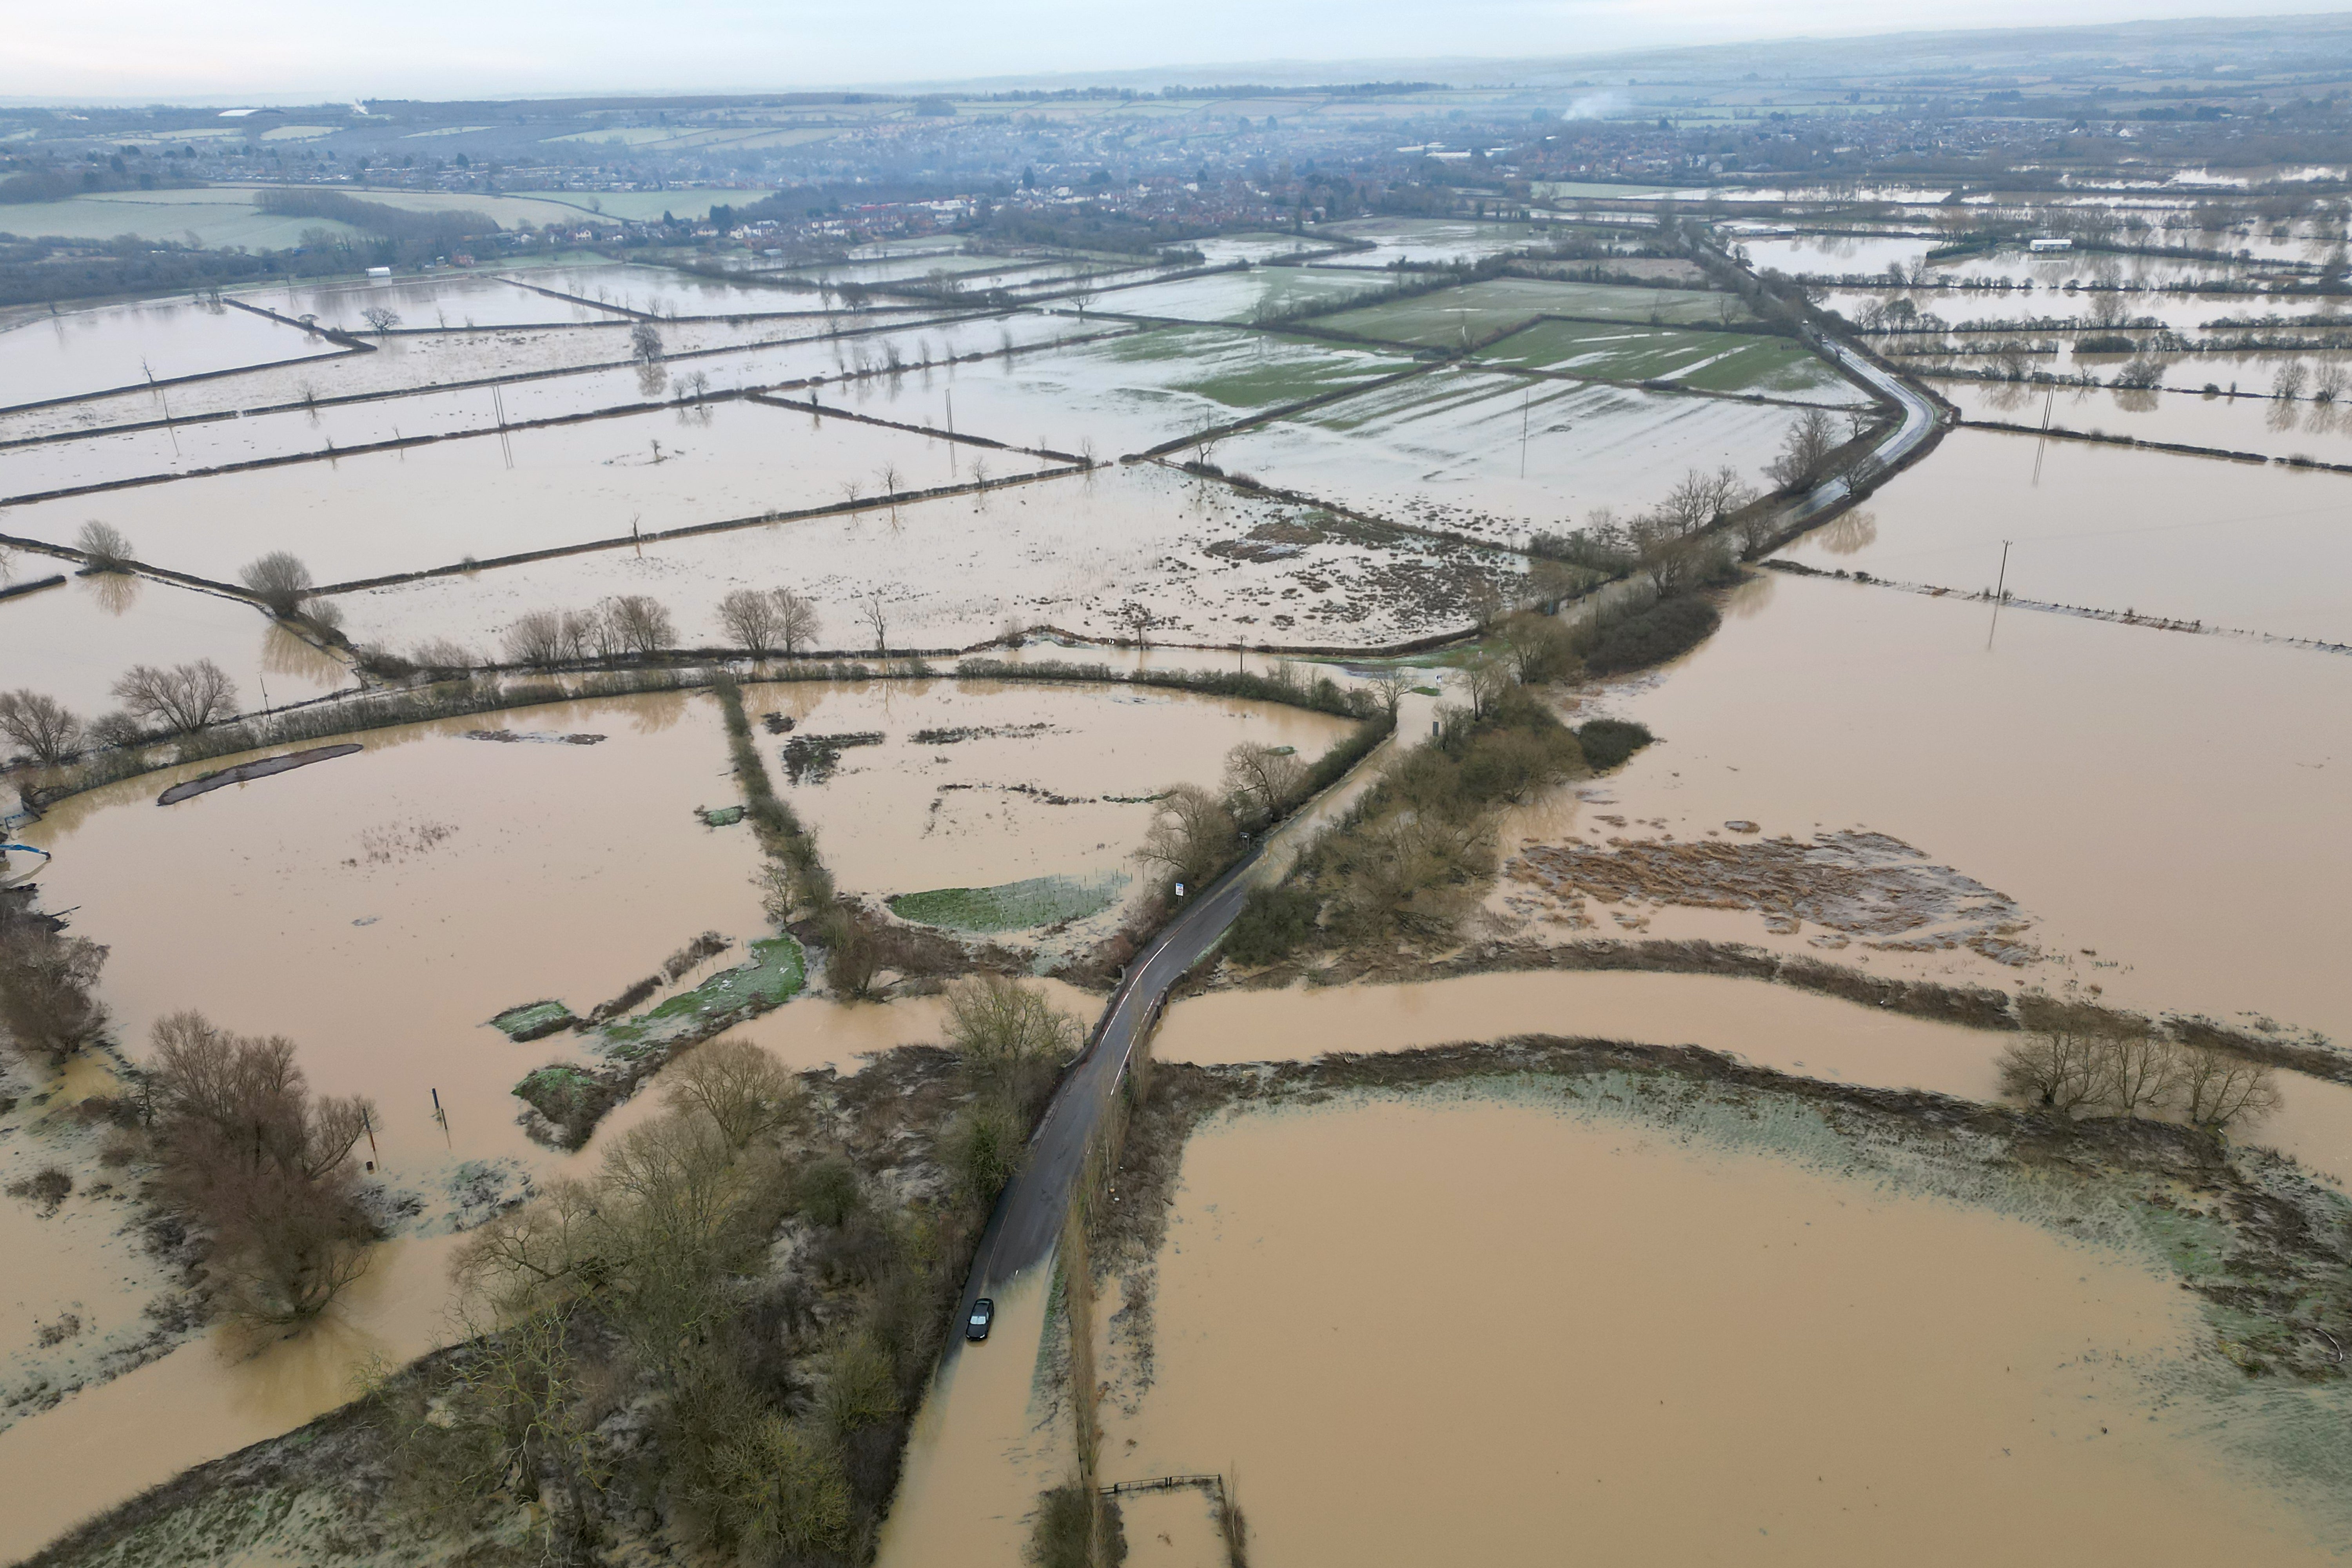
{"left": 1947, "top": 369, "right": 2352, "bottom": 459}
{"left": 1778, "top": 428, "right": 2352, "bottom": 642}
{"left": 13, "top": 689, "right": 771, "bottom": 1174}
{"left": 1598, "top": 570, "right": 2352, "bottom": 1046}
{"left": 741, "top": 677, "right": 1353, "bottom": 907}
{"left": 515, "top": 263, "right": 869, "bottom": 319}
{"left": 258, "top": 272, "right": 630, "bottom": 331}
{"left": 0, "top": 297, "right": 339, "bottom": 408}
{"left": 327, "top": 462, "right": 1522, "bottom": 654}
{"left": 6, "top": 397, "right": 1036, "bottom": 584}
{"left": 1315, "top": 216, "right": 1552, "bottom": 267}
{"left": 817, "top": 325, "right": 1422, "bottom": 457}
{"left": 0, "top": 314, "right": 886, "bottom": 443}
{"left": 1319, "top": 276, "right": 1750, "bottom": 344}
{"left": 0, "top": 572, "right": 351, "bottom": 716}
{"left": 1088, "top": 266, "right": 1395, "bottom": 323}
{"left": 1738, "top": 230, "right": 1938, "bottom": 276}
{"left": 1215, "top": 369, "right": 1807, "bottom": 541}
{"left": 1477, "top": 317, "right": 1865, "bottom": 401}
{"left": 1103, "top": 1094, "right": 2338, "bottom": 1566}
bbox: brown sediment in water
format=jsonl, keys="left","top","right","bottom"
{"left": 1574, "top": 569, "right": 2352, "bottom": 1048}
{"left": 1093, "top": 1067, "right": 2350, "bottom": 1567}
{"left": 1151, "top": 970, "right": 2352, "bottom": 1189}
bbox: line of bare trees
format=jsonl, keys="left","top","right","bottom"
{"left": 1998, "top": 999, "right": 2279, "bottom": 1132}
{"left": 0, "top": 658, "right": 243, "bottom": 767}
{"left": 501, "top": 595, "right": 679, "bottom": 665}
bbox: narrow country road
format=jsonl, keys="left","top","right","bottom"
{"left": 943, "top": 326, "right": 1944, "bottom": 1344}
{"left": 953, "top": 839, "right": 1269, "bottom": 1318}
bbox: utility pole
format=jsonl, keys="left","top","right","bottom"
{"left": 1986, "top": 538, "right": 2012, "bottom": 650}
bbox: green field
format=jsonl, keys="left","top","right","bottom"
{"left": 889, "top": 873, "right": 1124, "bottom": 933}
{"left": 1107, "top": 324, "right": 1421, "bottom": 408}
{"left": 598, "top": 935, "right": 806, "bottom": 1058}
{"left": 1475, "top": 318, "right": 1853, "bottom": 397}
{"left": 1317, "top": 276, "right": 1751, "bottom": 348}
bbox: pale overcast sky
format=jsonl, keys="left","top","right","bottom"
{"left": 2, "top": 0, "right": 2344, "bottom": 102}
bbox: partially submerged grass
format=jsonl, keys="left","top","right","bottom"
{"left": 598, "top": 936, "right": 806, "bottom": 1059}
{"left": 889, "top": 873, "right": 1124, "bottom": 934}
{"left": 488, "top": 1000, "right": 575, "bottom": 1042}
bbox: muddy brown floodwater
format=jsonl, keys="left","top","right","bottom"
{"left": 1103, "top": 1096, "right": 2337, "bottom": 1566}
{"left": 1154, "top": 973, "right": 2352, "bottom": 1189}
{"left": 1584, "top": 569, "right": 2352, "bottom": 1049}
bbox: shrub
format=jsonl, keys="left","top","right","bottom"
{"left": 1223, "top": 884, "right": 1319, "bottom": 967}
{"left": 941, "top": 1098, "right": 1024, "bottom": 1207}
{"left": 797, "top": 1155, "right": 862, "bottom": 1228}
{"left": 1575, "top": 718, "right": 1654, "bottom": 771}
{"left": 1584, "top": 596, "right": 1720, "bottom": 675}
{"left": 664, "top": 1036, "right": 801, "bottom": 1148}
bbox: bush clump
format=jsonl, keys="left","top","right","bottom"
{"left": 1584, "top": 595, "right": 1721, "bottom": 675}
{"left": 1574, "top": 717, "right": 1655, "bottom": 771}
{"left": 1223, "top": 884, "right": 1320, "bottom": 967}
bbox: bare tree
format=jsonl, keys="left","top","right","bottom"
{"left": 239, "top": 551, "right": 315, "bottom": 618}
{"left": 2178, "top": 1045, "right": 2281, "bottom": 1131}
{"left": 0, "top": 690, "right": 82, "bottom": 765}
{"left": 360, "top": 306, "right": 402, "bottom": 335}
{"left": 0, "top": 900, "right": 109, "bottom": 1064}
{"left": 2314, "top": 361, "right": 2348, "bottom": 405}
{"left": 773, "top": 589, "right": 820, "bottom": 655}
{"left": 1994, "top": 1029, "right": 2107, "bottom": 1114}
{"left": 877, "top": 463, "right": 905, "bottom": 523}
{"left": 2274, "top": 360, "right": 2308, "bottom": 401}
{"left": 718, "top": 588, "right": 784, "bottom": 655}
{"left": 860, "top": 592, "right": 889, "bottom": 655}
{"left": 1365, "top": 668, "right": 1414, "bottom": 720}
{"left": 1114, "top": 600, "right": 1157, "bottom": 648}
{"left": 1133, "top": 783, "right": 1239, "bottom": 891}
{"left": 112, "top": 660, "right": 238, "bottom": 733}
{"left": 1765, "top": 406, "right": 1839, "bottom": 492}
{"left": 1224, "top": 742, "right": 1307, "bottom": 828}
{"left": 503, "top": 610, "right": 569, "bottom": 667}
{"left": 148, "top": 1013, "right": 377, "bottom": 1324}
{"left": 2094, "top": 1033, "right": 2184, "bottom": 1115}
{"left": 75, "top": 520, "right": 134, "bottom": 572}
{"left": 602, "top": 595, "right": 675, "bottom": 656}
{"left": 630, "top": 320, "right": 665, "bottom": 366}
{"left": 662, "top": 1036, "right": 802, "bottom": 1148}
{"left": 944, "top": 976, "right": 1083, "bottom": 1115}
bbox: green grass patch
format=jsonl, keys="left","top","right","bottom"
{"left": 1320, "top": 277, "right": 1748, "bottom": 347}
{"left": 888, "top": 872, "right": 1125, "bottom": 933}
{"left": 489, "top": 1000, "right": 576, "bottom": 1041}
{"left": 1476, "top": 318, "right": 1836, "bottom": 397}
{"left": 697, "top": 804, "right": 746, "bottom": 827}
{"left": 597, "top": 935, "right": 806, "bottom": 1058}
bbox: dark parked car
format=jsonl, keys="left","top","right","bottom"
{"left": 965, "top": 1298, "right": 995, "bottom": 1342}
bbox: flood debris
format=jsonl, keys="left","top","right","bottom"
{"left": 781, "top": 729, "right": 885, "bottom": 784}
{"left": 459, "top": 729, "right": 605, "bottom": 745}
{"left": 1511, "top": 828, "right": 2039, "bottom": 962}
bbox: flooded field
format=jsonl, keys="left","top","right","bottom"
{"left": 743, "top": 675, "right": 1354, "bottom": 910}
{"left": 1089, "top": 267, "right": 1396, "bottom": 323}
{"left": 1154, "top": 971, "right": 2352, "bottom": 1187}
{"left": 814, "top": 325, "right": 1424, "bottom": 458}
{"left": 1773, "top": 427, "right": 2352, "bottom": 641}
{"left": 256, "top": 272, "right": 632, "bottom": 331}
{"left": 1315, "top": 217, "right": 1552, "bottom": 267}
{"left": 1592, "top": 570, "right": 2352, "bottom": 1046}
{"left": 1215, "top": 369, "right": 1807, "bottom": 542}
{"left": 1474, "top": 317, "right": 1866, "bottom": 401}
{"left": 0, "top": 298, "right": 340, "bottom": 409}
{"left": 1102, "top": 1093, "right": 2339, "bottom": 1565}
{"left": 8, "top": 396, "right": 1034, "bottom": 584}
{"left": 1945, "top": 373, "right": 2352, "bottom": 461}
{"left": 1320, "top": 276, "right": 1751, "bottom": 340}
{"left": 329, "top": 461, "right": 1522, "bottom": 653}
{"left": 0, "top": 571, "right": 352, "bottom": 715}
